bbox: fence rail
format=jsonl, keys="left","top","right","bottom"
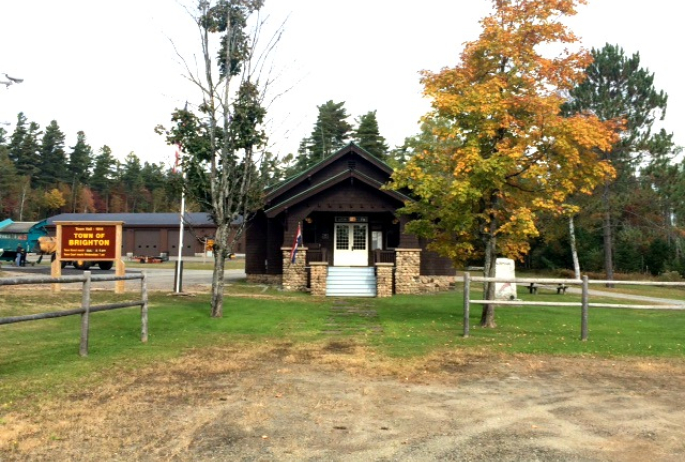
{"left": 0, "top": 271, "right": 148, "bottom": 356}
{"left": 462, "top": 273, "right": 685, "bottom": 341}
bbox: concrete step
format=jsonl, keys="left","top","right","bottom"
{"left": 326, "top": 267, "right": 377, "bottom": 297}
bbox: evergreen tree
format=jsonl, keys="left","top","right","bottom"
{"left": 121, "top": 152, "right": 145, "bottom": 211}
{"left": 308, "top": 100, "right": 352, "bottom": 162}
{"left": 69, "top": 131, "right": 93, "bottom": 184}
{"left": 8, "top": 113, "right": 42, "bottom": 180}
{"left": 0, "top": 147, "right": 19, "bottom": 217}
{"left": 37, "top": 120, "right": 68, "bottom": 187}
{"left": 289, "top": 138, "right": 311, "bottom": 176}
{"left": 141, "top": 161, "right": 166, "bottom": 192}
{"left": 91, "top": 145, "right": 117, "bottom": 211}
{"left": 353, "top": 110, "right": 388, "bottom": 160}
{"left": 564, "top": 43, "right": 672, "bottom": 282}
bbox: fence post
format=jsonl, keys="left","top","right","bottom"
{"left": 581, "top": 275, "right": 589, "bottom": 341}
{"left": 79, "top": 271, "right": 92, "bottom": 357}
{"left": 463, "top": 272, "right": 470, "bottom": 338}
{"left": 141, "top": 271, "right": 148, "bottom": 343}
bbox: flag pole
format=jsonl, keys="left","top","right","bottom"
{"left": 175, "top": 148, "right": 185, "bottom": 293}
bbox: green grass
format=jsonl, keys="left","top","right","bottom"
{"left": 366, "top": 289, "right": 685, "bottom": 358}
{"left": 1, "top": 286, "right": 684, "bottom": 409}
{"left": 0, "top": 289, "right": 330, "bottom": 406}
{"left": 21, "top": 258, "right": 245, "bottom": 271}
{"left": 124, "top": 258, "right": 245, "bottom": 271}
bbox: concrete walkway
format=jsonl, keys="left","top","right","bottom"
{"left": 529, "top": 283, "right": 685, "bottom": 310}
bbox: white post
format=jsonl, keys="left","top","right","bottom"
{"left": 175, "top": 160, "right": 185, "bottom": 293}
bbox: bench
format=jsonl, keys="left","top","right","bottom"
{"left": 529, "top": 283, "right": 567, "bottom": 294}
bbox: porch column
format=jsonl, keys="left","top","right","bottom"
{"left": 394, "top": 248, "right": 421, "bottom": 295}
{"left": 375, "top": 262, "right": 394, "bottom": 298}
{"left": 310, "top": 262, "right": 328, "bottom": 296}
{"left": 281, "top": 246, "right": 308, "bottom": 291}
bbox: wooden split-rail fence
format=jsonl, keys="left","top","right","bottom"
{"left": 463, "top": 274, "right": 685, "bottom": 341}
{"left": 0, "top": 271, "right": 148, "bottom": 356}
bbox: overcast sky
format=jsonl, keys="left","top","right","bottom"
{"left": 0, "top": 1, "right": 681, "bottom": 169}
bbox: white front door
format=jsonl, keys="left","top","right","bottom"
{"left": 334, "top": 223, "right": 368, "bottom": 266}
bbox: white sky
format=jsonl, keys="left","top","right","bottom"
{"left": 0, "top": 1, "right": 681, "bottom": 169}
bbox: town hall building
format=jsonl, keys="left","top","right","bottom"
{"left": 245, "top": 143, "right": 456, "bottom": 297}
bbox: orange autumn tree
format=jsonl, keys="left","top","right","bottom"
{"left": 390, "top": 0, "right": 618, "bottom": 327}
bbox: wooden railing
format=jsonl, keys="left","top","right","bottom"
{"left": 306, "top": 249, "right": 326, "bottom": 263}
{"left": 0, "top": 271, "right": 148, "bottom": 356}
{"left": 462, "top": 274, "right": 685, "bottom": 341}
{"left": 374, "top": 250, "right": 395, "bottom": 264}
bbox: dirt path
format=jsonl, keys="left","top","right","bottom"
{"left": 1, "top": 343, "right": 684, "bottom": 461}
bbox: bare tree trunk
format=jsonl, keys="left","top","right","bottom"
{"left": 569, "top": 215, "right": 581, "bottom": 279}
{"left": 18, "top": 177, "right": 30, "bottom": 221}
{"left": 602, "top": 183, "right": 614, "bottom": 287}
{"left": 210, "top": 222, "right": 229, "bottom": 317}
{"left": 480, "top": 235, "right": 498, "bottom": 328}
{"left": 72, "top": 177, "right": 78, "bottom": 212}
{"left": 480, "top": 198, "right": 499, "bottom": 328}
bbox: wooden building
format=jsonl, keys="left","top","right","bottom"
{"left": 45, "top": 213, "right": 244, "bottom": 257}
{"left": 245, "top": 143, "right": 456, "bottom": 296}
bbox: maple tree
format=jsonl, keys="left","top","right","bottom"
{"left": 390, "top": 0, "right": 617, "bottom": 327}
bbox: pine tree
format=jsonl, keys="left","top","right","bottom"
{"left": 91, "top": 145, "right": 117, "bottom": 211}
{"left": 564, "top": 43, "right": 672, "bottom": 283}
{"left": 0, "top": 146, "right": 19, "bottom": 217}
{"left": 308, "top": 100, "right": 352, "bottom": 162}
{"left": 9, "top": 113, "right": 42, "bottom": 180}
{"left": 37, "top": 120, "right": 68, "bottom": 188}
{"left": 69, "top": 131, "right": 93, "bottom": 184}
{"left": 353, "top": 110, "right": 388, "bottom": 160}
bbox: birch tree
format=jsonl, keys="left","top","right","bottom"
{"left": 160, "top": 0, "right": 279, "bottom": 317}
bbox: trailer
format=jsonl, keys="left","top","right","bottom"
{"left": 0, "top": 219, "right": 45, "bottom": 264}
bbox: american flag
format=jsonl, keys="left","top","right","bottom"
{"left": 290, "top": 222, "right": 302, "bottom": 264}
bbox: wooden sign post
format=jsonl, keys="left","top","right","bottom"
{"left": 51, "top": 221, "right": 125, "bottom": 294}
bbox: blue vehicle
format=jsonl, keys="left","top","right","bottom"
{"left": 0, "top": 219, "right": 48, "bottom": 264}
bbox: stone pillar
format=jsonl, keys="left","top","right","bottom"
{"left": 310, "top": 262, "right": 328, "bottom": 297}
{"left": 281, "top": 246, "right": 308, "bottom": 292}
{"left": 375, "top": 263, "right": 394, "bottom": 298}
{"left": 394, "top": 248, "right": 421, "bottom": 295}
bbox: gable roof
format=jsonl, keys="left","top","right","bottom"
{"left": 264, "top": 168, "right": 410, "bottom": 218}
{"left": 262, "top": 143, "right": 411, "bottom": 218}
{"left": 266, "top": 142, "right": 395, "bottom": 202}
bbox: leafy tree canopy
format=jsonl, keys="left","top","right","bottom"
{"left": 390, "top": 0, "right": 617, "bottom": 327}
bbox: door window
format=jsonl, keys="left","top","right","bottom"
{"left": 336, "top": 224, "right": 349, "bottom": 250}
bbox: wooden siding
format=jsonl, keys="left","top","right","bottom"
{"left": 247, "top": 143, "right": 456, "bottom": 278}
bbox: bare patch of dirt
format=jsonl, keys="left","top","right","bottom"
{"left": 1, "top": 344, "right": 684, "bottom": 461}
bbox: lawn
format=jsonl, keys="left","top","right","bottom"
{"left": 4, "top": 256, "right": 246, "bottom": 272}
{"left": 1, "top": 284, "right": 684, "bottom": 409}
